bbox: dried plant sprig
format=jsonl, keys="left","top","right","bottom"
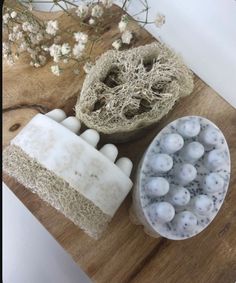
{"left": 3, "top": 0, "right": 165, "bottom": 76}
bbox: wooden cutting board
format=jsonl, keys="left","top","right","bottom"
{"left": 3, "top": 3, "right": 236, "bottom": 283}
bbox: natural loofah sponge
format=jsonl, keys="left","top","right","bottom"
{"left": 75, "top": 42, "right": 194, "bottom": 141}
{"left": 3, "top": 145, "right": 111, "bottom": 239}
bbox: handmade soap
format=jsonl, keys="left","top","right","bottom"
{"left": 168, "top": 186, "right": 190, "bottom": 206}
{"left": 203, "top": 172, "right": 225, "bottom": 194}
{"left": 160, "top": 133, "right": 184, "bottom": 154}
{"left": 182, "top": 141, "right": 205, "bottom": 163}
{"left": 3, "top": 109, "right": 133, "bottom": 239}
{"left": 130, "top": 116, "right": 230, "bottom": 240}
{"left": 145, "top": 177, "right": 170, "bottom": 197}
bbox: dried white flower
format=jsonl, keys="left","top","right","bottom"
{"left": 3, "top": 42, "right": 10, "bottom": 58}
{"left": 46, "top": 20, "right": 58, "bottom": 35}
{"left": 83, "top": 62, "right": 93, "bottom": 73}
{"left": 16, "top": 31, "right": 23, "bottom": 40}
{"left": 8, "top": 33, "right": 15, "bottom": 41}
{"left": 118, "top": 19, "right": 127, "bottom": 33}
{"left": 72, "top": 43, "right": 85, "bottom": 59}
{"left": 14, "top": 53, "right": 19, "bottom": 60}
{"left": 89, "top": 18, "right": 95, "bottom": 25}
{"left": 19, "top": 42, "right": 28, "bottom": 51}
{"left": 30, "top": 52, "right": 37, "bottom": 60}
{"left": 3, "top": 13, "right": 10, "bottom": 24}
{"left": 63, "top": 59, "right": 69, "bottom": 63}
{"left": 28, "top": 23, "right": 39, "bottom": 33}
{"left": 121, "top": 30, "right": 133, "bottom": 44}
{"left": 49, "top": 44, "right": 62, "bottom": 62}
{"left": 91, "top": 5, "right": 103, "bottom": 18}
{"left": 7, "top": 55, "right": 15, "bottom": 65}
{"left": 101, "top": 0, "right": 113, "bottom": 8}
{"left": 76, "top": 4, "right": 89, "bottom": 17}
{"left": 155, "top": 13, "right": 165, "bottom": 27}
{"left": 13, "top": 25, "right": 20, "bottom": 33}
{"left": 61, "top": 43, "right": 71, "bottom": 55}
{"left": 28, "top": 3, "right": 33, "bottom": 11}
{"left": 74, "top": 32, "right": 88, "bottom": 44}
{"left": 51, "top": 65, "right": 61, "bottom": 76}
{"left": 22, "top": 22, "right": 30, "bottom": 32}
{"left": 41, "top": 45, "right": 49, "bottom": 52}
{"left": 30, "top": 34, "right": 39, "bottom": 45}
{"left": 112, "top": 39, "right": 122, "bottom": 50}
{"left": 34, "top": 63, "right": 41, "bottom": 68}
{"left": 10, "top": 11, "right": 17, "bottom": 18}
{"left": 36, "top": 33, "right": 44, "bottom": 42}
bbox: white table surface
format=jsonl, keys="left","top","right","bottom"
{"left": 3, "top": 183, "right": 92, "bottom": 283}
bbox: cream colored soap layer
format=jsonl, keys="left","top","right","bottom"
{"left": 11, "top": 114, "right": 133, "bottom": 217}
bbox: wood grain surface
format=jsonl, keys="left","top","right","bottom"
{"left": 3, "top": 3, "right": 236, "bottom": 283}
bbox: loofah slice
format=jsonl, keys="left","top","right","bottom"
{"left": 3, "top": 145, "right": 111, "bottom": 239}
{"left": 76, "top": 42, "right": 194, "bottom": 142}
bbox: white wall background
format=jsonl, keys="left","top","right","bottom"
{"left": 126, "top": 0, "right": 236, "bottom": 108}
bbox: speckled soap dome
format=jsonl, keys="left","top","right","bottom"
{"left": 131, "top": 116, "right": 231, "bottom": 240}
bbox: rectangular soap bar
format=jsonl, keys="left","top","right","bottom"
{"left": 3, "top": 113, "right": 133, "bottom": 239}
{"left": 11, "top": 114, "right": 132, "bottom": 217}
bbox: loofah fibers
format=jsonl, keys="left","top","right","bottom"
{"left": 3, "top": 145, "right": 111, "bottom": 239}
{"left": 75, "top": 42, "right": 194, "bottom": 141}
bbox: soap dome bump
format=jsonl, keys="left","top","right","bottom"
{"left": 75, "top": 42, "right": 194, "bottom": 136}
{"left": 3, "top": 145, "right": 111, "bottom": 239}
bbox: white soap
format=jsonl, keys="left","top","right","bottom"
{"left": 199, "top": 127, "right": 221, "bottom": 149}
{"left": 150, "top": 154, "right": 173, "bottom": 173}
{"left": 80, "top": 129, "right": 100, "bottom": 147}
{"left": 61, "top": 117, "right": 81, "bottom": 133}
{"left": 160, "top": 133, "right": 184, "bottom": 154}
{"left": 168, "top": 186, "right": 190, "bottom": 206}
{"left": 116, "top": 157, "right": 133, "bottom": 177}
{"left": 192, "top": 195, "right": 213, "bottom": 215}
{"left": 148, "top": 202, "right": 175, "bottom": 224}
{"left": 173, "top": 211, "right": 198, "bottom": 233}
{"left": 203, "top": 173, "right": 224, "bottom": 194}
{"left": 145, "top": 177, "right": 169, "bottom": 197}
{"left": 45, "top": 109, "right": 66, "bottom": 122}
{"left": 205, "top": 149, "right": 228, "bottom": 170}
{"left": 182, "top": 142, "right": 204, "bottom": 163}
{"left": 99, "top": 144, "right": 118, "bottom": 162}
{"left": 132, "top": 116, "right": 230, "bottom": 240}
{"left": 177, "top": 118, "right": 200, "bottom": 138}
{"left": 11, "top": 114, "right": 133, "bottom": 217}
{"left": 175, "top": 163, "right": 197, "bottom": 185}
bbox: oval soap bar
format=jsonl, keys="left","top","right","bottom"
{"left": 131, "top": 116, "right": 230, "bottom": 240}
